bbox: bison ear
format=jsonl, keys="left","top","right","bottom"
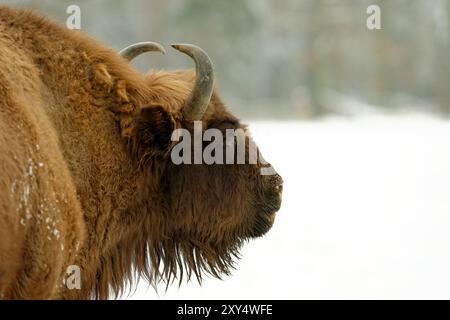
{"left": 133, "top": 105, "right": 175, "bottom": 155}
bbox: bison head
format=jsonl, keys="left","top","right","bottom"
{"left": 119, "top": 42, "right": 283, "bottom": 284}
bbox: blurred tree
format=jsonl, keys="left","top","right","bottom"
{"left": 2, "top": 0, "right": 449, "bottom": 118}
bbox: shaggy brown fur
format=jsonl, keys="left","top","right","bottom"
{"left": 0, "top": 6, "right": 282, "bottom": 299}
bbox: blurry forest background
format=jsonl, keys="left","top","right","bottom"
{"left": 3, "top": 0, "right": 447, "bottom": 120}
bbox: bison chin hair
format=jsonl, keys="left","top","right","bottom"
{"left": 93, "top": 229, "right": 245, "bottom": 299}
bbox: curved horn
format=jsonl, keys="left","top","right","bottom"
{"left": 171, "top": 44, "right": 214, "bottom": 121}
{"left": 119, "top": 42, "right": 165, "bottom": 61}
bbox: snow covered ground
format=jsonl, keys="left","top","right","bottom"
{"left": 128, "top": 114, "right": 450, "bottom": 299}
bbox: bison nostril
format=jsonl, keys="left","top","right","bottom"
{"left": 274, "top": 184, "right": 282, "bottom": 194}
{"left": 275, "top": 177, "right": 283, "bottom": 194}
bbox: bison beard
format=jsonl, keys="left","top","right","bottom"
{"left": 101, "top": 228, "right": 244, "bottom": 298}
{"left": 0, "top": 6, "right": 282, "bottom": 299}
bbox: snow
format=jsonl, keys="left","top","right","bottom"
{"left": 128, "top": 114, "right": 450, "bottom": 299}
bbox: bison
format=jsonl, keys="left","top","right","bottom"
{"left": 0, "top": 6, "right": 283, "bottom": 299}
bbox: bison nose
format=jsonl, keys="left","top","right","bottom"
{"left": 271, "top": 174, "right": 283, "bottom": 196}
{"left": 274, "top": 175, "right": 283, "bottom": 194}
{"left": 270, "top": 174, "right": 283, "bottom": 212}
